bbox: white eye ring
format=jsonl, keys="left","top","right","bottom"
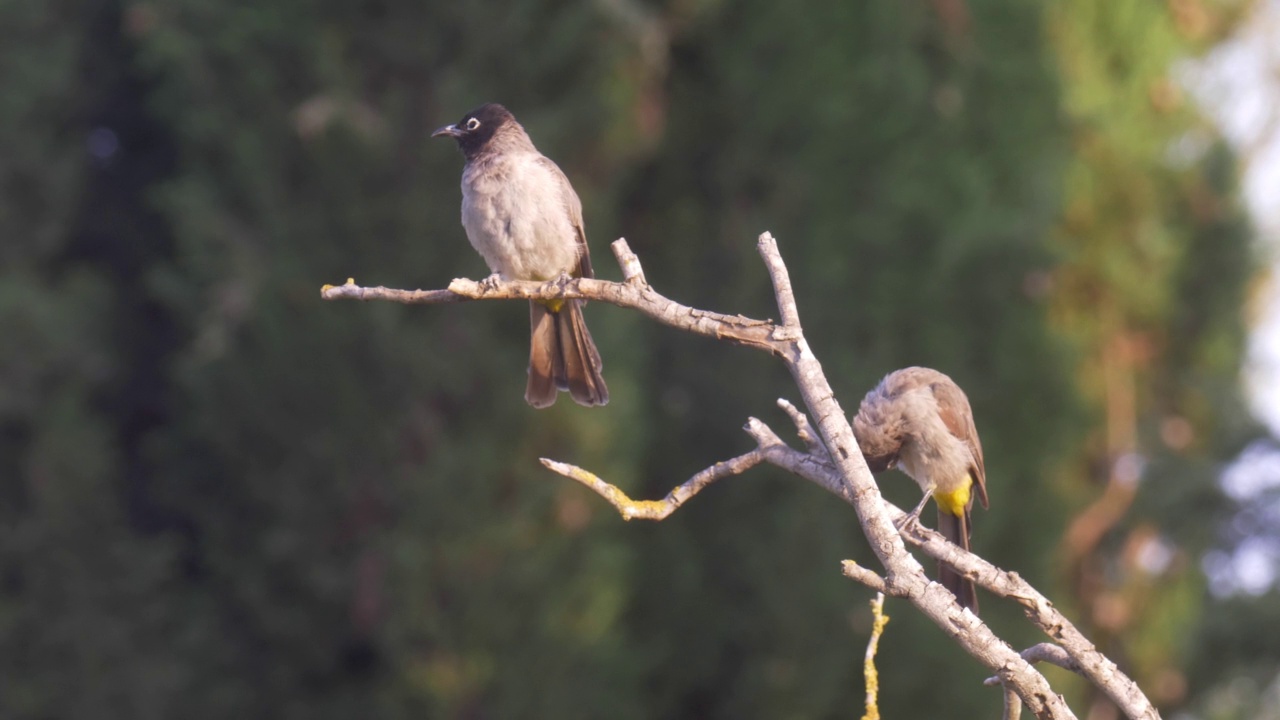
{"left": 465, "top": 117, "right": 481, "bottom": 131}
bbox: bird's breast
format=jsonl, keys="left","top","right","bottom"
{"left": 460, "top": 154, "right": 580, "bottom": 281}
{"left": 896, "top": 431, "right": 973, "bottom": 494}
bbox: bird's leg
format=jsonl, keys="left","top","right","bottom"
{"left": 895, "top": 487, "right": 934, "bottom": 532}
{"left": 480, "top": 273, "right": 503, "bottom": 291}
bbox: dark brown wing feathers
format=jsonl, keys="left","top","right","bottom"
{"left": 931, "top": 379, "right": 988, "bottom": 509}
{"left": 557, "top": 300, "right": 607, "bottom": 406}
{"left": 534, "top": 155, "right": 593, "bottom": 280}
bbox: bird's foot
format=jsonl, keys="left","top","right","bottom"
{"left": 539, "top": 272, "right": 575, "bottom": 305}
{"left": 894, "top": 493, "right": 932, "bottom": 534}
{"left": 480, "top": 273, "right": 503, "bottom": 292}
{"left": 893, "top": 489, "right": 933, "bottom": 533}
{"left": 893, "top": 512, "right": 923, "bottom": 533}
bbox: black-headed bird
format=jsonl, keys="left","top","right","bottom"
{"left": 433, "top": 103, "right": 607, "bottom": 408}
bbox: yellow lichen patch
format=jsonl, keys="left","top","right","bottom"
{"left": 861, "top": 592, "right": 890, "bottom": 720}
{"left": 623, "top": 499, "right": 671, "bottom": 521}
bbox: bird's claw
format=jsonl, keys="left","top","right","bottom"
{"left": 480, "top": 273, "right": 503, "bottom": 291}
{"left": 894, "top": 512, "right": 922, "bottom": 534}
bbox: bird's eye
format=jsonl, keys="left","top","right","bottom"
{"left": 465, "top": 118, "right": 481, "bottom": 131}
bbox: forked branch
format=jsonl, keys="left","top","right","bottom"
{"left": 322, "top": 234, "right": 1158, "bottom": 720}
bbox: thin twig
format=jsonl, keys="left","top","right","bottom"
{"left": 986, "top": 644, "right": 1082, "bottom": 720}
{"left": 758, "top": 232, "right": 801, "bottom": 330}
{"left": 540, "top": 449, "right": 767, "bottom": 521}
{"left": 320, "top": 278, "right": 465, "bottom": 304}
{"left": 611, "top": 238, "right": 647, "bottom": 285}
{"left": 861, "top": 593, "right": 890, "bottom": 720}
{"left": 777, "top": 398, "right": 826, "bottom": 457}
{"left": 985, "top": 644, "right": 1083, "bottom": 685}
{"left": 842, "top": 561, "right": 889, "bottom": 594}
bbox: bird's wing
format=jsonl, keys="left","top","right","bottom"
{"left": 932, "top": 379, "right": 989, "bottom": 509}
{"left": 536, "top": 155, "right": 593, "bottom": 279}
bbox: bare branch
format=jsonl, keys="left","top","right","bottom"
{"left": 1003, "top": 686, "right": 1024, "bottom": 720}
{"left": 321, "top": 242, "right": 782, "bottom": 354}
{"left": 611, "top": 238, "right": 647, "bottom": 285}
{"left": 542, "top": 404, "right": 1114, "bottom": 715}
{"left": 741, "top": 417, "right": 850, "bottom": 500}
{"left": 750, "top": 237, "right": 1085, "bottom": 715}
{"left": 540, "top": 448, "right": 767, "bottom": 521}
{"left": 758, "top": 231, "right": 802, "bottom": 330}
{"left": 324, "top": 233, "right": 1160, "bottom": 720}
{"left": 320, "top": 278, "right": 464, "bottom": 304}
{"left": 877, "top": 498, "right": 1151, "bottom": 719}
{"left": 986, "top": 644, "right": 1082, "bottom": 684}
{"left": 842, "top": 560, "right": 888, "bottom": 595}
{"left": 537, "top": 412, "right": 827, "bottom": 523}
{"left": 777, "top": 398, "right": 826, "bottom": 457}
{"left": 987, "top": 644, "right": 1084, "bottom": 720}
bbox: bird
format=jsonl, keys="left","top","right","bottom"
{"left": 433, "top": 103, "right": 608, "bottom": 408}
{"left": 851, "top": 367, "right": 988, "bottom": 612}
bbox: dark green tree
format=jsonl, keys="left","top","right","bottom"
{"left": 0, "top": 0, "right": 1264, "bottom": 717}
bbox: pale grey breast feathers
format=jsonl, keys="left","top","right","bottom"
{"left": 460, "top": 147, "right": 589, "bottom": 282}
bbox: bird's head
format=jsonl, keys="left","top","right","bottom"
{"left": 432, "top": 103, "right": 523, "bottom": 159}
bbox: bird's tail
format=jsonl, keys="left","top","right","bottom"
{"left": 526, "top": 300, "right": 608, "bottom": 408}
{"left": 936, "top": 505, "right": 979, "bottom": 613}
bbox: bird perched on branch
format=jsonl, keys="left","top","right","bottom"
{"left": 852, "top": 367, "right": 988, "bottom": 612}
{"left": 433, "top": 103, "right": 608, "bottom": 408}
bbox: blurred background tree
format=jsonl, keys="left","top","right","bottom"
{"left": 0, "top": 0, "right": 1273, "bottom": 718}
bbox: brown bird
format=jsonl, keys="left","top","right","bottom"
{"left": 852, "top": 367, "right": 988, "bottom": 612}
{"left": 433, "top": 103, "right": 607, "bottom": 408}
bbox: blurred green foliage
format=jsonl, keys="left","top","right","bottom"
{"left": 0, "top": 0, "right": 1271, "bottom": 718}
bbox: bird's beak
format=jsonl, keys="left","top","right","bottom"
{"left": 431, "top": 124, "right": 460, "bottom": 138}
